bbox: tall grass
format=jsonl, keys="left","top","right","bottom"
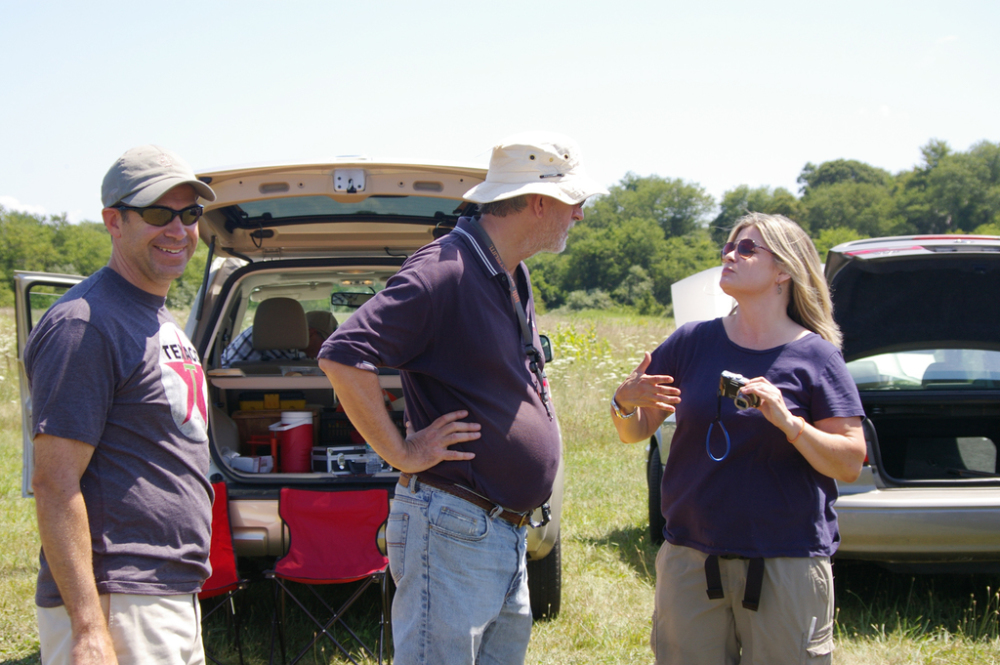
{"left": 0, "top": 309, "right": 41, "bottom": 662}
{"left": 1, "top": 309, "right": 999, "bottom": 663}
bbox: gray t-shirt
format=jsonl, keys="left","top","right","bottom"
{"left": 25, "top": 267, "right": 213, "bottom": 607}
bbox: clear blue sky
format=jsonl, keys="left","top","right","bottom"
{"left": 2, "top": 0, "right": 997, "bottom": 224}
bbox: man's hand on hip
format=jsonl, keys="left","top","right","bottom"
{"left": 321, "top": 359, "right": 478, "bottom": 473}
{"left": 399, "top": 410, "right": 478, "bottom": 473}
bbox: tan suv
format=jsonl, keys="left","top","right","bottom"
{"left": 16, "top": 158, "right": 564, "bottom": 618}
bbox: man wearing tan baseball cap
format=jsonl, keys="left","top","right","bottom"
{"left": 319, "top": 131, "right": 606, "bottom": 664}
{"left": 28, "top": 145, "right": 216, "bottom": 664}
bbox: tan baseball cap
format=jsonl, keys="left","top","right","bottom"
{"left": 463, "top": 131, "right": 608, "bottom": 206}
{"left": 101, "top": 145, "right": 216, "bottom": 208}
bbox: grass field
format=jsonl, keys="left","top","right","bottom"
{"left": 1, "top": 308, "right": 999, "bottom": 664}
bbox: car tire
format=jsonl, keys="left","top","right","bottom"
{"left": 527, "top": 532, "right": 561, "bottom": 620}
{"left": 648, "top": 442, "right": 665, "bottom": 545}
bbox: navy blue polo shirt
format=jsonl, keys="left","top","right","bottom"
{"left": 318, "top": 217, "right": 560, "bottom": 512}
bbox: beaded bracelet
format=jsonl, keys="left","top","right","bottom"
{"left": 787, "top": 416, "right": 806, "bottom": 443}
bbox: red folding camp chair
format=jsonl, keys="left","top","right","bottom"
{"left": 199, "top": 482, "right": 250, "bottom": 665}
{"left": 266, "top": 488, "right": 390, "bottom": 665}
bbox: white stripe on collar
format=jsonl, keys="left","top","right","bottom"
{"left": 452, "top": 226, "right": 499, "bottom": 277}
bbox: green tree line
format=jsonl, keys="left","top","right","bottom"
{"left": 2, "top": 138, "right": 997, "bottom": 314}
{"left": 529, "top": 138, "right": 1000, "bottom": 315}
{"left": 0, "top": 209, "right": 207, "bottom": 309}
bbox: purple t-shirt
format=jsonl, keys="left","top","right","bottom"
{"left": 319, "top": 218, "right": 560, "bottom": 513}
{"left": 649, "top": 318, "right": 864, "bottom": 558}
{"left": 25, "top": 268, "right": 213, "bottom": 607}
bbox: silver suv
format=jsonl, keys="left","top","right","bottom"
{"left": 17, "top": 158, "right": 564, "bottom": 618}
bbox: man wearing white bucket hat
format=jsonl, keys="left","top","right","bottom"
{"left": 319, "top": 131, "right": 607, "bottom": 664}
{"left": 26, "top": 145, "right": 216, "bottom": 665}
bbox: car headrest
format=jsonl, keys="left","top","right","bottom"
{"left": 253, "top": 298, "right": 309, "bottom": 351}
{"left": 306, "top": 310, "right": 338, "bottom": 339}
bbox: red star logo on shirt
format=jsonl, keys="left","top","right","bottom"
{"left": 163, "top": 330, "right": 207, "bottom": 427}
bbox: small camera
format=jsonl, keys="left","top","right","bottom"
{"left": 718, "top": 371, "right": 760, "bottom": 410}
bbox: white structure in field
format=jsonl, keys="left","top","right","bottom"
{"left": 670, "top": 267, "right": 735, "bottom": 328}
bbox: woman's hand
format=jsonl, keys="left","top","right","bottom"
{"left": 614, "top": 352, "right": 681, "bottom": 415}
{"left": 739, "top": 376, "right": 866, "bottom": 482}
{"left": 612, "top": 353, "right": 681, "bottom": 444}
{"left": 739, "top": 376, "right": 795, "bottom": 432}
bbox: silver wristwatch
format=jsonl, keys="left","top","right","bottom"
{"left": 611, "top": 396, "right": 636, "bottom": 419}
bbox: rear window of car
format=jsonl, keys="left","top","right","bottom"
{"left": 847, "top": 349, "right": 1000, "bottom": 390}
{"left": 233, "top": 279, "right": 390, "bottom": 338}
{"left": 236, "top": 195, "right": 466, "bottom": 222}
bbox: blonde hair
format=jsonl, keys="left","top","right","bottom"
{"left": 727, "top": 213, "right": 843, "bottom": 349}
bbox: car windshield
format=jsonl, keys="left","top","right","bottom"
{"left": 847, "top": 348, "right": 1000, "bottom": 390}
{"left": 236, "top": 195, "right": 465, "bottom": 222}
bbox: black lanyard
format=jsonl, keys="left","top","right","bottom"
{"left": 465, "top": 218, "right": 553, "bottom": 419}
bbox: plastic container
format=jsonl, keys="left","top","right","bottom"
{"left": 233, "top": 410, "right": 283, "bottom": 444}
{"left": 269, "top": 411, "right": 314, "bottom": 473}
{"left": 237, "top": 391, "right": 307, "bottom": 411}
{"left": 320, "top": 408, "right": 406, "bottom": 445}
{"left": 319, "top": 411, "right": 357, "bottom": 445}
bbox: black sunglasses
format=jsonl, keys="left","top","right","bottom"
{"left": 722, "top": 238, "right": 776, "bottom": 260}
{"left": 116, "top": 204, "right": 203, "bottom": 227}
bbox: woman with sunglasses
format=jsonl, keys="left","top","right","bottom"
{"left": 611, "top": 213, "right": 866, "bottom": 664}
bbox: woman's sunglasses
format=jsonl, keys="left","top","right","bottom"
{"left": 115, "top": 204, "right": 204, "bottom": 227}
{"left": 722, "top": 238, "right": 776, "bottom": 260}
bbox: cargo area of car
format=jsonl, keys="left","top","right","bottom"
{"left": 192, "top": 259, "right": 410, "bottom": 482}
{"left": 865, "top": 396, "right": 1000, "bottom": 485}
{"left": 206, "top": 370, "right": 405, "bottom": 479}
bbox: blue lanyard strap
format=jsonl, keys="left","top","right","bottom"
{"left": 706, "top": 395, "right": 730, "bottom": 462}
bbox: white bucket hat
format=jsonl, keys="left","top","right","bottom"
{"left": 102, "top": 145, "right": 216, "bottom": 208}
{"left": 463, "top": 131, "right": 608, "bottom": 206}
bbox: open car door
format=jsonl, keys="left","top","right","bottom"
{"left": 15, "top": 271, "right": 84, "bottom": 497}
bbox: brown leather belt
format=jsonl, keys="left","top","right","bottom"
{"left": 398, "top": 472, "right": 532, "bottom": 528}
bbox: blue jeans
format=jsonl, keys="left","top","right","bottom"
{"left": 387, "top": 479, "right": 532, "bottom": 665}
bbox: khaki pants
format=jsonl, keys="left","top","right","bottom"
{"left": 651, "top": 542, "right": 834, "bottom": 665}
{"left": 37, "top": 593, "right": 205, "bottom": 665}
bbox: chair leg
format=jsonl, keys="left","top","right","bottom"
{"left": 275, "top": 578, "right": 361, "bottom": 665}
{"left": 268, "top": 577, "right": 288, "bottom": 665}
{"left": 312, "top": 579, "right": 379, "bottom": 661}
{"left": 202, "top": 598, "right": 221, "bottom": 665}
{"left": 229, "top": 594, "right": 246, "bottom": 665}
{"left": 269, "top": 575, "right": 394, "bottom": 665}
{"left": 378, "top": 571, "right": 392, "bottom": 665}
{"left": 202, "top": 590, "right": 247, "bottom": 665}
